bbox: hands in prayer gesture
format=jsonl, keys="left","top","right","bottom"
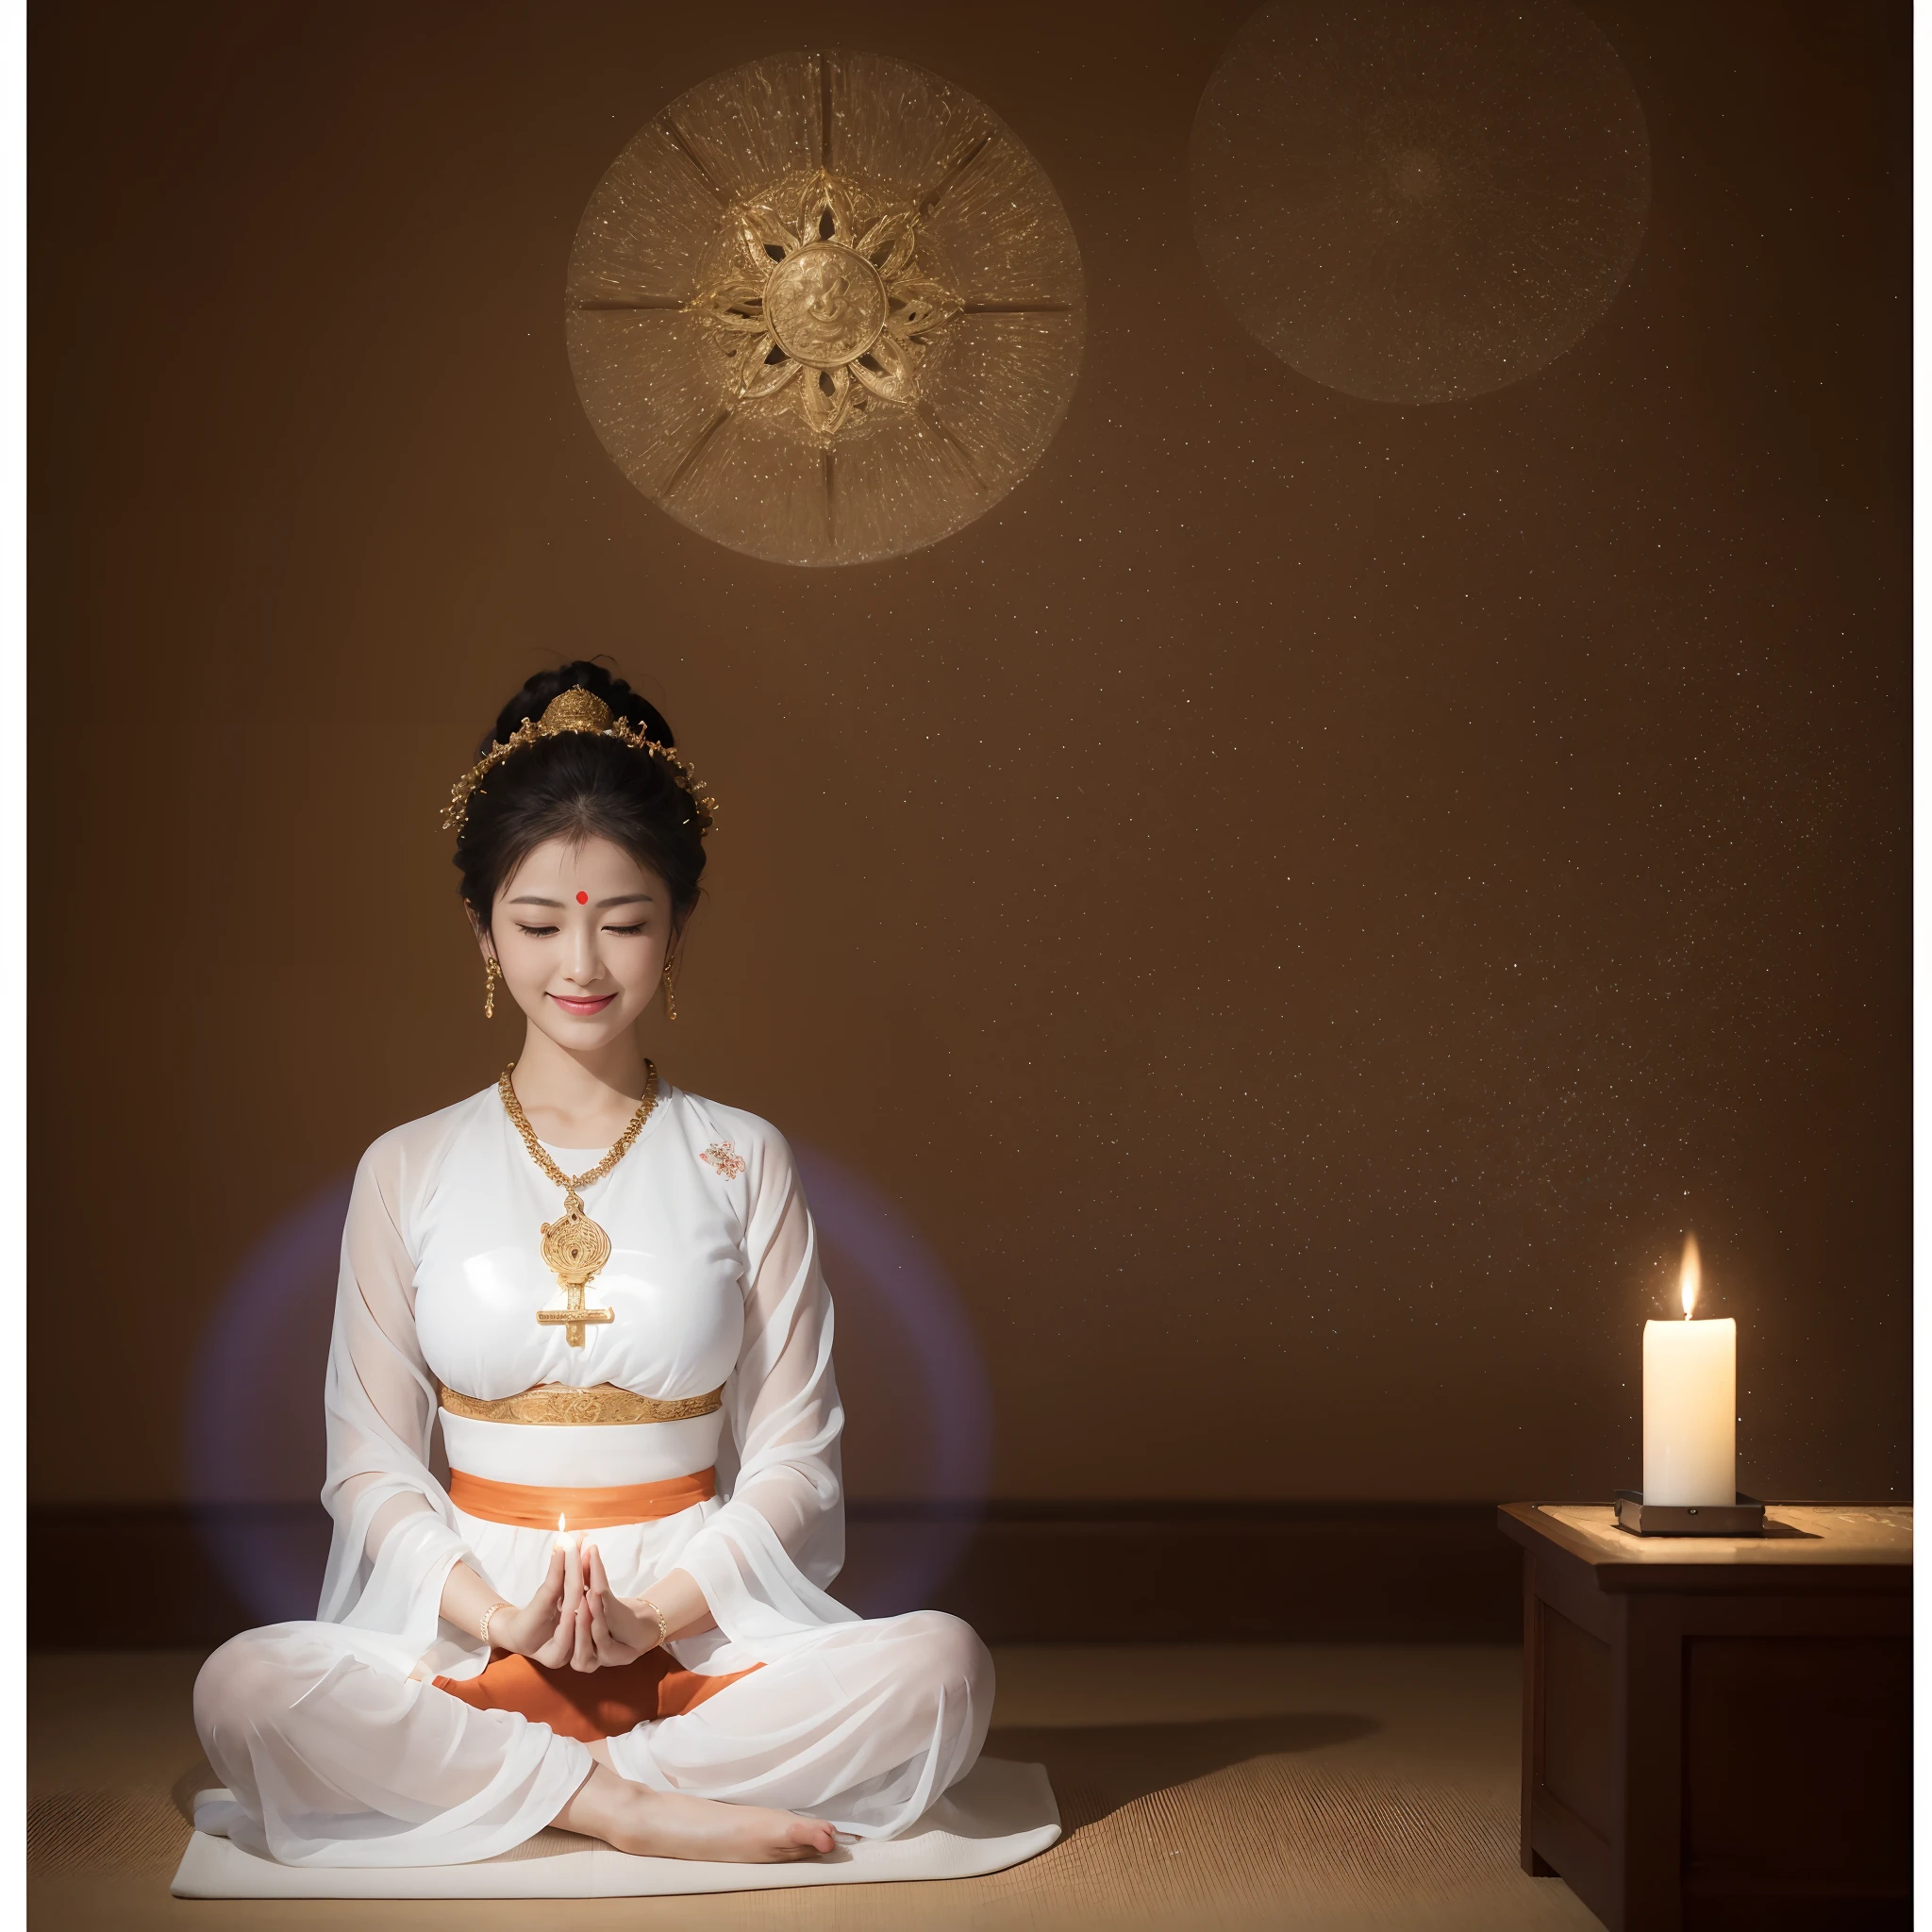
{"left": 574, "top": 1542, "right": 665, "bottom": 1670}
{"left": 484, "top": 1543, "right": 671, "bottom": 1672}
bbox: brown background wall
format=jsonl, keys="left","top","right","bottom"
{"left": 31, "top": 1, "right": 1909, "bottom": 1512}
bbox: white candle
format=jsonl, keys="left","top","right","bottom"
{"left": 553, "top": 1512, "right": 581, "bottom": 1561}
{"left": 1642, "top": 1234, "right": 1737, "bottom": 1505}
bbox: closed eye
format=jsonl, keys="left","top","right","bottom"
{"left": 514, "top": 923, "right": 559, "bottom": 938}
{"left": 603, "top": 923, "right": 647, "bottom": 936}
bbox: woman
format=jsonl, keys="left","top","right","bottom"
{"left": 193, "top": 662, "right": 993, "bottom": 1867}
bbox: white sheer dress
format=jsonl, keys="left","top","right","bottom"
{"left": 192, "top": 1081, "right": 992, "bottom": 1867}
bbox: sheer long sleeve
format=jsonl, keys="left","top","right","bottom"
{"left": 315, "top": 1112, "right": 486, "bottom": 1679}
{"left": 670, "top": 1121, "right": 860, "bottom": 1648}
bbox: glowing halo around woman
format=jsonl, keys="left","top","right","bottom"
{"left": 182, "top": 1154, "right": 993, "bottom": 1626}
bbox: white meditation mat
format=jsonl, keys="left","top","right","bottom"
{"left": 171, "top": 1757, "right": 1059, "bottom": 1899}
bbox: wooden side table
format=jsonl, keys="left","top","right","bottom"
{"left": 1498, "top": 1502, "right": 1910, "bottom": 1932}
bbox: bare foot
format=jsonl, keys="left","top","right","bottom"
{"left": 554, "top": 1763, "right": 837, "bottom": 1862}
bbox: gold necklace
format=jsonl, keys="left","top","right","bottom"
{"left": 497, "top": 1061, "right": 658, "bottom": 1348}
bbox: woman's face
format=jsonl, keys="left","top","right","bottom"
{"left": 483, "top": 834, "right": 676, "bottom": 1053}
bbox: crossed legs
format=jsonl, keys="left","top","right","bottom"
{"left": 194, "top": 1608, "right": 991, "bottom": 1867}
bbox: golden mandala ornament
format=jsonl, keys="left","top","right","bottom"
{"left": 1190, "top": 0, "right": 1650, "bottom": 404}
{"left": 567, "top": 51, "right": 1085, "bottom": 566}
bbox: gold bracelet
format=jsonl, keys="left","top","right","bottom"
{"left": 639, "top": 1596, "right": 671, "bottom": 1649}
{"left": 478, "top": 1600, "right": 513, "bottom": 1649}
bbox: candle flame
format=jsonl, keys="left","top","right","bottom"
{"left": 1678, "top": 1233, "right": 1701, "bottom": 1319}
{"left": 558, "top": 1512, "right": 568, "bottom": 1533}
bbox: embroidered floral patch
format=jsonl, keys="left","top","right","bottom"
{"left": 699, "top": 1141, "right": 746, "bottom": 1180}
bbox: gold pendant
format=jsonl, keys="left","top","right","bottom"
{"left": 535, "top": 1191, "right": 615, "bottom": 1349}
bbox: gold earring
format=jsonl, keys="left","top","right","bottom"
{"left": 483, "top": 955, "right": 501, "bottom": 1020}
{"left": 662, "top": 957, "right": 678, "bottom": 1023}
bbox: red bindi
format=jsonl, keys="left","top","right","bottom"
{"left": 575, "top": 891, "right": 588, "bottom": 905}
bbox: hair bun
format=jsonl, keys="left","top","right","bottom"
{"left": 486, "top": 660, "right": 674, "bottom": 755}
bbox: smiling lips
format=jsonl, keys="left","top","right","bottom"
{"left": 548, "top": 992, "right": 618, "bottom": 1017}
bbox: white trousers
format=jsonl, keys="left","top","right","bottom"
{"left": 193, "top": 1609, "right": 992, "bottom": 1867}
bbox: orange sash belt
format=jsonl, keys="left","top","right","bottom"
{"left": 436, "top": 1646, "right": 758, "bottom": 1741}
{"left": 447, "top": 1467, "right": 716, "bottom": 1529}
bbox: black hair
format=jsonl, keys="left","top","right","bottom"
{"left": 455, "top": 660, "right": 706, "bottom": 932}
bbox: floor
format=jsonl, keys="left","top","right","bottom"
{"left": 29, "top": 1645, "right": 1605, "bottom": 1931}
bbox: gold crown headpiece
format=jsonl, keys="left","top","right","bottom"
{"left": 441, "top": 687, "right": 719, "bottom": 839}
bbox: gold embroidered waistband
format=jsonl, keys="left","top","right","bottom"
{"left": 439, "top": 1382, "right": 725, "bottom": 1427}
